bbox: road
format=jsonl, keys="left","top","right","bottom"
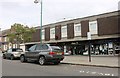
{"left": 2, "top": 58, "right": 119, "bottom": 76}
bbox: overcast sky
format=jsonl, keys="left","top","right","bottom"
{"left": 0, "top": 0, "right": 119, "bottom": 30}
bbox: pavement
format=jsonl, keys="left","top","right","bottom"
{"left": 61, "top": 55, "right": 120, "bottom": 68}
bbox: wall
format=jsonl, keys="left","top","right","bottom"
{"left": 55, "top": 25, "right": 61, "bottom": 40}
{"left": 97, "top": 16, "right": 119, "bottom": 36}
{"left": 81, "top": 20, "right": 89, "bottom": 37}
{"left": 67, "top": 23, "right": 74, "bottom": 39}
{"left": 45, "top": 27, "right": 50, "bottom": 41}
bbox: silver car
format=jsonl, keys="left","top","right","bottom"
{"left": 3, "top": 48, "right": 23, "bottom": 60}
{"left": 20, "top": 44, "right": 64, "bottom": 65}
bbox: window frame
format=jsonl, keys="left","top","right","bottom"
{"left": 61, "top": 25, "right": 67, "bottom": 38}
{"left": 89, "top": 21, "right": 98, "bottom": 35}
{"left": 29, "top": 45, "right": 37, "bottom": 52}
{"left": 74, "top": 23, "right": 81, "bottom": 36}
{"left": 50, "top": 28, "right": 55, "bottom": 39}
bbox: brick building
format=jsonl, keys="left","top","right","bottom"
{"left": 2, "top": 10, "right": 120, "bottom": 55}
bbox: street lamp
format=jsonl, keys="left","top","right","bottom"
{"left": 34, "top": 0, "right": 43, "bottom": 44}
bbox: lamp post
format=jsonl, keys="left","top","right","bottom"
{"left": 34, "top": 0, "right": 43, "bottom": 44}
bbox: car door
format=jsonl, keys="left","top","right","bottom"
{"left": 25, "top": 45, "right": 37, "bottom": 60}
{"left": 33, "top": 44, "right": 49, "bottom": 59}
{"left": 6, "top": 49, "right": 12, "bottom": 58}
{"left": 40, "top": 44, "right": 50, "bottom": 55}
{"left": 33, "top": 44, "right": 43, "bottom": 59}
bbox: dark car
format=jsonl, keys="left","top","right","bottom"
{"left": 3, "top": 48, "right": 23, "bottom": 60}
{"left": 20, "top": 44, "right": 64, "bottom": 65}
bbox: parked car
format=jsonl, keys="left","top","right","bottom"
{"left": 3, "top": 48, "right": 23, "bottom": 60}
{"left": 20, "top": 44, "right": 64, "bottom": 65}
{"left": 2, "top": 50, "right": 7, "bottom": 54}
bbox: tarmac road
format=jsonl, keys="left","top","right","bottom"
{"left": 2, "top": 59, "right": 119, "bottom": 76}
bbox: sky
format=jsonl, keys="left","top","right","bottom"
{"left": 0, "top": 0, "right": 119, "bottom": 30}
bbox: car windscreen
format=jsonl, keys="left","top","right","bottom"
{"left": 12, "top": 48, "right": 23, "bottom": 52}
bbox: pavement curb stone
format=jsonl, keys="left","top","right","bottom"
{"left": 61, "top": 62, "right": 120, "bottom": 68}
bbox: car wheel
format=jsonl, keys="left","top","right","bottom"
{"left": 54, "top": 61, "right": 60, "bottom": 65}
{"left": 3, "top": 54, "right": 6, "bottom": 59}
{"left": 10, "top": 55, "right": 14, "bottom": 60}
{"left": 20, "top": 55, "right": 26, "bottom": 63}
{"left": 39, "top": 56, "right": 45, "bottom": 65}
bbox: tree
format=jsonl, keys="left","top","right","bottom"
{"left": 8, "top": 23, "right": 36, "bottom": 48}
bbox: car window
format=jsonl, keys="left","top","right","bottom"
{"left": 7, "top": 49, "right": 12, "bottom": 53}
{"left": 51, "top": 46, "right": 62, "bottom": 51}
{"left": 36, "top": 44, "right": 43, "bottom": 50}
{"left": 42, "top": 44, "right": 49, "bottom": 50}
{"left": 29, "top": 45, "right": 36, "bottom": 52}
{"left": 36, "top": 44, "right": 48, "bottom": 50}
{"left": 16, "top": 49, "right": 23, "bottom": 52}
{"left": 12, "top": 48, "right": 23, "bottom": 52}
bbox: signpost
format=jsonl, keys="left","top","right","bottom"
{"left": 87, "top": 32, "right": 91, "bottom": 62}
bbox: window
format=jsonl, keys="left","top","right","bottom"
{"left": 8, "top": 49, "right": 12, "bottom": 53}
{"left": 36, "top": 44, "right": 43, "bottom": 50}
{"left": 29, "top": 45, "right": 36, "bottom": 52}
{"left": 89, "top": 21, "right": 98, "bottom": 34}
{"left": 42, "top": 44, "right": 49, "bottom": 49}
{"left": 42, "top": 29, "right": 45, "bottom": 40}
{"left": 50, "top": 28, "right": 55, "bottom": 39}
{"left": 12, "top": 48, "right": 23, "bottom": 52}
{"left": 0, "top": 37, "right": 1, "bottom": 42}
{"left": 74, "top": 23, "right": 81, "bottom": 36}
{"left": 5, "top": 37, "right": 7, "bottom": 42}
{"left": 51, "top": 46, "right": 62, "bottom": 51}
{"left": 36, "top": 44, "right": 48, "bottom": 50}
{"left": 61, "top": 25, "right": 67, "bottom": 38}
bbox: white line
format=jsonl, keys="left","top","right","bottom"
{"left": 79, "top": 71, "right": 85, "bottom": 73}
{"left": 91, "top": 72, "right": 97, "bottom": 74}
{"left": 99, "top": 73, "right": 104, "bottom": 75}
{"left": 86, "top": 71, "right": 90, "bottom": 73}
{"left": 105, "top": 73, "right": 110, "bottom": 76}
{"left": 111, "top": 74, "right": 114, "bottom": 76}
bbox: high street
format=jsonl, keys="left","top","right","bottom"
{"left": 2, "top": 59, "right": 118, "bottom": 76}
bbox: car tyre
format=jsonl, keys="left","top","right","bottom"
{"left": 10, "top": 55, "right": 14, "bottom": 60}
{"left": 20, "top": 55, "right": 26, "bottom": 63}
{"left": 39, "top": 56, "right": 45, "bottom": 65}
{"left": 54, "top": 61, "right": 60, "bottom": 65}
{"left": 3, "top": 54, "right": 6, "bottom": 59}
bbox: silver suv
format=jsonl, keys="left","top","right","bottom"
{"left": 20, "top": 44, "right": 64, "bottom": 65}
{"left": 3, "top": 48, "right": 23, "bottom": 60}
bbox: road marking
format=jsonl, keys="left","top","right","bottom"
{"left": 99, "top": 73, "right": 104, "bottom": 75}
{"left": 111, "top": 74, "right": 114, "bottom": 76}
{"left": 91, "top": 72, "right": 97, "bottom": 74}
{"left": 78, "top": 69, "right": 115, "bottom": 76}
{"left": 79, "top": 71, "right": 84, "bottom": 73}
{"left": 105, "top": 73, "right": 110, "bottom": 76}
{"left": 86, "top": 71, "right": 90, "bottom": 73}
